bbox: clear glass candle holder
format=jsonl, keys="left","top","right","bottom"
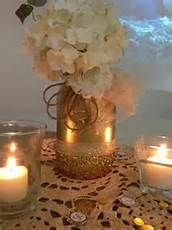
{"left": 0, "top": 120, "right": 46, "bottom": 218}
{"left": 135, "top": 136, "right": 172, "bottom": 198}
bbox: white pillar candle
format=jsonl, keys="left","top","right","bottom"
{"left": 141, "top": 144, "right": 172, "bottom": 190}
{"left": 0, "top": 157, "right": 28, "bottom": 203}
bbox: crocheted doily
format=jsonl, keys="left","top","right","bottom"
{"left": 0, "top": 138, "right": 172, "bottom": 230}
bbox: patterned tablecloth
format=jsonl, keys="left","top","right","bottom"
{"left": 1, "top": 138, "right": 172, "bottom": 230}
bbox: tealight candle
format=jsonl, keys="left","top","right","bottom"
{"left": 0, "top": 157, "right": 28, "bottom": 203}
{"left": 141, "top": 144, "right": 172, "bottom": 191}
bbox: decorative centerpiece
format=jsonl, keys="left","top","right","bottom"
{"left": 135, "top": 136, "right": 172, "bottom": 198}
{"left": 16, "top": 0, "right": 137, "bottom": 179}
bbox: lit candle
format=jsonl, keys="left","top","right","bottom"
{"left": 104, "top": 127, "right": 113, "bottom": 143}
{"left": 0, "top": 157, "right": 28, "bottom": 203}
{"left": 141, "top": 144, "right": 172, "bottom": 190}
{"left": 66, "top": 119, "right": 75, "bottom": 143}
{"left": 10, "top": 142, "right": 17, "bottom": 152}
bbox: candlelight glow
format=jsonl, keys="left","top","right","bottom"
{"left": 150, "top": 143, "right": 169, "bottom": 158}
{"left": 148, "top": 155, "right": 172, "bottom": 165}
{"left": 104, "top": 127, "right": 112, "bottom": 143}
{"left": 148, "top": 143, "right": 172, "bottom": 165}
{"left": 0, "top": 157, "right": 28, "bottom": 203}
{"left": 66, "top": 119, "right": 75, "bottom": 143}
{"left": 10, "top": 142, "right": 17, "bottom": 152}
{"left": 7, "top": 157, "right": 17, "bottom": 169}
{"left": 158, "top": 144, "right": 168, "bottom": 158}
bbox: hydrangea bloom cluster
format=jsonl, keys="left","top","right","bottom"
{"left": 25, "top": 0, "right": 128, "bottom": 97}
{"left": 23, "top": 0, "right": 137, "bottom": 116}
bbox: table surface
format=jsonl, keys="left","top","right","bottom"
{"left": 1, "top": 138, "right": 172, "bottom": 230}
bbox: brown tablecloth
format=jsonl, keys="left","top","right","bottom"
{"left": 1, "top": 138, "right": 172, "bottom": 230}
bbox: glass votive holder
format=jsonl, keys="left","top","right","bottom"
{"left": 135, "top": 136, "right": 172, "bottom": 198}
{"left": 0, "top": 120, "right": 46, "bottom": 218}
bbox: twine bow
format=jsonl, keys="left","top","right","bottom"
{"left": 43, "top": 82, "right": 65, "bottom": 120}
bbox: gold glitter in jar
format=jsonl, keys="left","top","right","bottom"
{"left": 55, "top": 140, "right": 116, "bottom": 180}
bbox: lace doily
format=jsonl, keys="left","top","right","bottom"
{"left": 0, "top": 138, "right": 172, "bottom": 230}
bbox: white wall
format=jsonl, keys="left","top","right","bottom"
{"left": 0, "top": 0, "right": 172, "bottom": 131}
{"left": 0, "top": 0, "right": 47, "bottom": 116}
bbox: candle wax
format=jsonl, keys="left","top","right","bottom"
{"left": 141, "top": 155, "right": 172, "bottom": 191}
{"left": 0, "top": 161, "right": 28, "bottom": 203}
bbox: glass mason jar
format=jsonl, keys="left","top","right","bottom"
{"left": 55, "top": 86, "right": 116, "bottom": 180}
{"left": 0, "top": 120, "right": 46, "bottom": 218}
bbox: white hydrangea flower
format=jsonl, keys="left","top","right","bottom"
{"left": 75, "top": 55, "right": 92, "bottom": 72}
{"left": 66, "top": 28, "right": 77, "bottom": 45}
{"left": 68, "top": 67, "right": 113, "bottom": 98}
{"left": 66, "top": 27, "right": 95, "bottom": 45}
{"left": 46, "top": 34, "right": 65, "bottom": 50}
{"left": 72, "top": 5, "right": 94, "bottom": 27}
{"left": 76, "top": 28, "right": 94, "bottom": 44}
{"left": 54, "top": 0, "right": 81, "bottom": 12}
{"left": 34, "top": 58, "right": 60, "bottom": 80}
{"left": 47, "top": 9, "right": 72, "bottom": 28}
{"left": 47, "top": 49, "right": 75, "bottom": 73}
{"left": 61, "top": 45, "right": 79, "bottom": 64}
{"left": 104, "top": 69, "right": 138, "bottom": 117}
{"left": 25, "top": 0, "right": 130, "bottom": 100}
{"left": 90, "top": 15, "right": 109, "bottom": 36}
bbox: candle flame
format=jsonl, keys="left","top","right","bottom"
{"left": 148, "top": 143, "right": 172, "bottom": 165}
{"left": 158, "top": 143, "right": 167, "bottom": 159}
{"left": 10, "top": 142, "right": 17, "bottom": 152}
{"left": 105, "top": 127, "right": 112, "bottom": 143}
{"left": 7, "top": 157, "right": 17, "bottom": 169}
{"left": 66, "top": 119, "right": 75, "bottom": 143}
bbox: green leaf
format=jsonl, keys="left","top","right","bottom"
{"left": 15, "top": 4, "right": 33, "bottom": 23}
{"left": 27, "top": 0, "right": 47, "bottom": 7}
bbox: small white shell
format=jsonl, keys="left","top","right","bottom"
{"left": 70, "top": 211, "right": 87, "bottom": 223}
{"left": 119, "top": 195, "right": 136, "bottom": 207}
